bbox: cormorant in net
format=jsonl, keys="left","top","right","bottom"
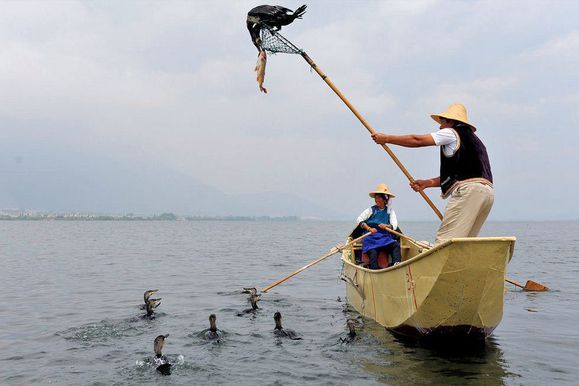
{"left": 246, "top": 4, "right": 307, "bottom": 51}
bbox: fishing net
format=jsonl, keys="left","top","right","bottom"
{"left": 259, "top": 26, "right": 303, "bottom": 55}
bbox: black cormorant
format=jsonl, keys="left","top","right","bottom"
{"left": 141, "top": 289, "right": 159, "bottom": 309}
{"left": 153, "top": 334, "right": 171, "bottom": 375}
{"left": 145, "top": 298, "right": 162, "bottom": 318}
{"left": 340, "top": 319, "right": 358, "bottom": 343}
{"left": 205, "top": 314, "right": 221, "bottom": 341}
{"left": 273, "top": 311, "right": 302, "bottom": 340}
{"left": 237, "top": 293, "right": 261, "bottom": 316}
{"left": 246, "top": 4, "right": 307, "bottom": 51}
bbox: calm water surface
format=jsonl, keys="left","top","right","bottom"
{"left": 1, "top": 221, "right": 578, "bottom": 385}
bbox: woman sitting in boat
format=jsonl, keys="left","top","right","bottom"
{"left": 356, "top": 183, "right": 402, "bottom": 269}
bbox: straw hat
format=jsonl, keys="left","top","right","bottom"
{"left": 431, "top": 103, "right": 476, "bottom": 131}
{"left": 369, "top": 183, "right": 396, "bottom": 198}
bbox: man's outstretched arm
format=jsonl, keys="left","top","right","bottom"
{"left": 371, "top": 133, "right": 435, "bottom": 147}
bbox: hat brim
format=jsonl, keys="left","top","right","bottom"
{"left": 369, "top": 192, "right": 396, "bottom": 198}
{"left": 431, "top": 114, "right": 476, "bottom": 132}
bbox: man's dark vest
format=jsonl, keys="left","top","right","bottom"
{"left": 440, "top": 123, "right": 493, "bottom": 196}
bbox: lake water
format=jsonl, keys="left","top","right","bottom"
{"left": 1, "top": 220, "right": 578, "bottom": 385}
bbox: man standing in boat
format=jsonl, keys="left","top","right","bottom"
{"left": 371, "top": 103, "right": 493, "bottom": 244}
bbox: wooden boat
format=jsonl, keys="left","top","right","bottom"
{"left": 340, "top": 234, "right": 516, "bottom": 341}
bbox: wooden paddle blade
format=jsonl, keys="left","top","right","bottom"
{"left": 505, "top": 278, "right": 524, "bottom": 289}
{"left": 524, "top": 280, "right": 549, "bottom": 291}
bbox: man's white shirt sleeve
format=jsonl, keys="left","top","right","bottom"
{"left": 430, "top": 128, "right": 458, "bottom": 156}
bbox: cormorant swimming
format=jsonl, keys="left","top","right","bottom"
{"left": 141, "top": 289, "right": 159, "bottom": 309}
{"left": 144, "top": 289, "right": 158, "bottom": 303}
{"left": 340, "top": 319, "right": 358, "bottom": 343}
{"left": 246, "top": 4, "right": 307, "bottom": 51}
{"left": 145, "top": 298, "right": 162, "bottom": 319}
{"left": 273, "top": 311, "right": 302, "bottom": 340}
{"left": 205, "top": 314, "right": 221, "bottom": 341}
{"left": 237, "top": 291, "right": 261, "bottom": 316}
{"left": 153, "top": 334, "right": 171, "bottom": 375}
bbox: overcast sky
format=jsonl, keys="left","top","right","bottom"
{"left": 1, "top": 0, "right": 578, "bottom": 220}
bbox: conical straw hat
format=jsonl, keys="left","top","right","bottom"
{"left": 431, "top": 103, "right": 476, "bottom": 131}
{"left": 369, "top": 183, "right": 396, "bottom": 198}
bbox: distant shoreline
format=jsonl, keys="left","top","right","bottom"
{"left": 1, "top": 211, "right": 577, "bottom": 222}
{"left": 0, "top": 212, "right": 301, "bottom": 222}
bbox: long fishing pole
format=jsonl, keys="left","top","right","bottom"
{"left": 259, "top": 26, "right": 443, "bottom": 220}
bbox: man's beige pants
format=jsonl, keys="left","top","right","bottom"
{"left": 435, "top": 182, "right": 494, "bottom": 244}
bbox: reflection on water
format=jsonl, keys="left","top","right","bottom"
{"left": 342, "top": 306, "right": 516, "bottom": 386}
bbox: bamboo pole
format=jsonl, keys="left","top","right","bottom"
{"left": 380, "top": 226, "right": 432, "bottom": 250}
{"left": 261, "top": 232, "right": 371, "bottom": 293}
{"left": 300, "top": 52, "right": 444, "bottom": 221}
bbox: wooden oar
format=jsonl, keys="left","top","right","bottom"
{"left": 380, "top": 226, "right": 432, "bottom": 250}
{"left": 261, "top": 232, "right": 371, "bottom": 293}
{"left": 381, "top": 227, "right": 549, "bottom": 291}
{"left": 505, "top": 278, "right": 549, "bottom": 292}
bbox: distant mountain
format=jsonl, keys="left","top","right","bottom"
{"left": 0, "top": 142, "right": 345, "bottom": 219}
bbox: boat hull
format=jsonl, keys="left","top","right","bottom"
{"left": 341, "top": 237, "right": 516, "bottom": 341}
